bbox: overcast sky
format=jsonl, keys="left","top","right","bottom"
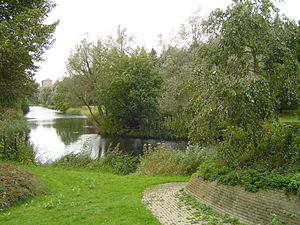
{"left": 35, "top": 0, "right": 300, "bottom": 84}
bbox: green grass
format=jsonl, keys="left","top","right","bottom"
{"left": 0, "top": 161, "right": 188, "bottom": 225}
{"left": 65, "top": 106, "right": 98, "bottom": 117}
{"left": 279, "top": 109, "right": 300, "bottom": 123}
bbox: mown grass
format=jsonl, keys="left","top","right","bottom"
{"left": 0, "top": 161, "right": 188, "bottom": 225}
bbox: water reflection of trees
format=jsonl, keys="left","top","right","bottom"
{"left": 53, "top": 118, "right": 84, "bottom": 145}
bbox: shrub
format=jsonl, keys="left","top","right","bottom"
{"left": 197, "top": 160, "right": 300, "bottom": 195}
{"left": 240, "top": 170, "right": 268, "bottom": 192}
{"left": 0, "top": 108, "right": 32, "bottom": 162}
{"left": 137, "top": 144, "right": 207, "bottom": 175}
{"left": 52, "top": 153, "right": 93, "bottom": 168}
{"left": 286, "top": 173, "right": 300, "bottom": 195}
{"left": 216, "top": 123, "right": 300, "bottom": 170}
{"left": 91, "top": 154, "right": 138, "bottom": 175}
{"left": 0, "top": 164, "right": 46, "bottom": 209}
{"left": 52, "top": 145, "right": 138, "bottom": 175}
{"left": 197, "top": 160, "right": 231, "bottom": 182}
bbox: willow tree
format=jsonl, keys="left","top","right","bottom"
{"left": 189, "top": 0, "right": 300, "bottom": 146}
{"left": 0, "top": 0, "right": 57, "bottom": 108}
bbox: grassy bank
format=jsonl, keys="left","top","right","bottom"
{"left": 0, "top": 161, "right": 188, "bottom": 225}
{"left": 65, "top": 106, "right": 98, "bottom": 117}
{"left": 279, "top": 109, "right": 300, "bottom": 123}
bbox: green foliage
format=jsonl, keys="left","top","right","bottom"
{"left": 189, "top": 0, "right": 300, "bottom": 144}
{"left": 160, "top": 114, "right": 189, "bottom": 139}
{"left": 286, "top": 173, "right": 300, "bottom": 196}
{"left": 95, "top": 48, "right": 163, "bottom": 134}
{"left": 63, "top": 33, "right": 163, "bottom": 135}
{"left": 176, "top": 189, "right": 243, "bottom": 224}
{"left": 158, "top": 46, "right": 194, "bottom": 114}
{"left": 197, "top": 160, "right": 300, "bottom": 196}
{"left": 52, "top": 78, "right": 81, "bottom": 111}
{"left": 197, "top": 159, "right": 231, "bottom": 182}
{"left": 64, "top": 107, "right": 81, "bottom": 115}
{"left": 279, "top": 109, "right": 300, "bottom": 123}
{"left": 0, "top": 109, "right": 33, "bottom": 162}
{"left": 53, "top": 145, "right": 138, "bottom": 175}
{"left": 0, "top": 164, "right": 45, "bottom": 209}
{"left": 37, "top": 85, "right": 55, "bottom": 106}
{"left": 0, "top": 109, "right": 27, "bottom": 136}
{"left": 267, "top": 214, "right": 289, "bottom": 225}
{"left": 96, "top": 154, "right": 138, "bottom": 175}
{"left": 137, "top": 145, "right": 207, "bottom": 175}
{"left": 0, "top": 0, "right": 57, "bottom": 107}
{"left": 215, "top": 123, "right": 300, "bottom": 169}
{"left": 156, "top": 45, "right": 195, "bottom": 139}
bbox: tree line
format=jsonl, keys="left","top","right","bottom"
{"left": 37, "top": 1, "right": 299, "bottom": 140}
{"left": 1, "top": 0, "right": 299, "bottom": 168}
{"left": 0, "top": 0, "right": 57, "bottom": 161}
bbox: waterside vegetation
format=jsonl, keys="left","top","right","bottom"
{"left": 1, "top": 0, "right": 300, "bottom": 223}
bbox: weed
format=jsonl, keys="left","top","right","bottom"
{"left": 176, "top": 189, "right": 244, "bottom": 225}
{"left": 0, "top": 164, "right": 46, "bottom": 209}
{"left": 137, "top": 144, "right": 207, "bottom": 175}
{"left": 197, "top": 160, "right": 300, "bottom": 196}
{"left": 52, "top": 144, "right": 138, "bottom": 175}
{"left": 267, "top": 214, "right": 289, "bottom": 225}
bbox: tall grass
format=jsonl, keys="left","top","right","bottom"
{"left": 137, "top": 144, "right": 208, "bottom": 175}
{"left": 0, "top": 108, "right": 33, "bottom": 162}
{"left": 52, "top": 144, "right": 138, "bottom": 175}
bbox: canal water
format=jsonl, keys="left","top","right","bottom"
{"left": 25, "top": 106, "right": 187, "bottom": 163}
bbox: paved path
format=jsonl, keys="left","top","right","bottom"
{"left": 142, "top": 182, "right": 199, "bottom": 225}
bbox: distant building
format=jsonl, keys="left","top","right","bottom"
{"left": 41, "top": 79, "right": 52, "bottom": 87}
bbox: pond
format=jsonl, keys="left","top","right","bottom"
{"left": 25, "top": 106, "right": 187, "bottom": 163}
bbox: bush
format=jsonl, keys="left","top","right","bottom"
{"left": 52, "top": 153, "right": 93, "bottom": 168}
{"left": 216, "top": 123, "right": 300, "bottom": 170}
{"left": 197, "top": 160, "right": 231, "bottom": 181}
{"left": 0, "top": 108, "right": 32, "bottom": 162}
{"left": 0, "top": 164, "right": 46, "bottom": 209}
{"left": 52, "top": 145, "right": 138, "bottom": 175}
{"left": 137, "top": 144, "right": 207, "bottom": 175}
{"left": 197, "top": 160, "right": 300, "bottom": 195}
{"left": 286, "top": 173, "right": 300, "bottom": 195}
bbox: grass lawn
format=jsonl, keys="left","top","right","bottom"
{"left": 0, "top": 162, "right": 188, "bottom": 225}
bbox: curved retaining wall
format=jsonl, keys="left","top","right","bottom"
{"left": 185, "top": 177, "right": 300, "bottom": 225}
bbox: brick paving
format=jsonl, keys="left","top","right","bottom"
{"left": 142, "top": 182, "right": 201, "bottom": 225}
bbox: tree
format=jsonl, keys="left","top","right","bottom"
{"left": 94, "top": 48, "right": 162, "bottom": 134}
{"left": 189, "top": 0, "right": 300, "bottom": 144}
{"left": 52, "top": 78, "right": 78, "bottom": 111}
{"left": 0, "top": 0, "right": 57, "bottom": 108}
{"left": 177, "top": 8, "right": 204, "bottom": 49}
{"left": 65, "top": 29, "right": 162, "bottom": 135}
{"left": 65, "top": 38, "right": 101, "bottom": 124}
{"left": 158, "top": 46, "right": 194, "bottom": 114}
{"left": 38, "top": 85, "right": 54, "bottom": 105}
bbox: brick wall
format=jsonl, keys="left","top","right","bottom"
{"left": 185, "top": 177, "right": 300, "bottom": 225}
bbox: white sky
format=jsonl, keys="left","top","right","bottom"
{"left": 35, "top": 0, "right": 300, "bottom": 84}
